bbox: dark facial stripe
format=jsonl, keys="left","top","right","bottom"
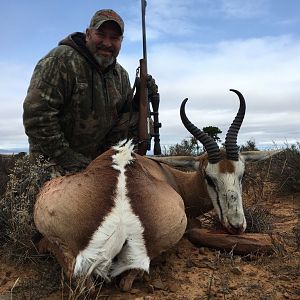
{"left": 214, "top": 185, "right": 223, "bottom": 222}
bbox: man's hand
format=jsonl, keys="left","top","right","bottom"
{"left": 146, "top": 74, "right": 158, "bottom": 97}
{"left": 54, "top": 148, "right": 91, "bottom": 173}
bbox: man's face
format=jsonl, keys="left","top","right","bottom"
{"left": 86, "top": 21, "right": 123, "bottom": 69}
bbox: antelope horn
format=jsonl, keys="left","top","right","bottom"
{"left": 225, "top": 89, "right": 246, "bottom": 161}
{"left": 180, "top": 98, "right": 220, "bottom": 164}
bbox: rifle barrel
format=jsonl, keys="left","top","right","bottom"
{"left": 141, "top": 0, "right": 148, "bottom": 67}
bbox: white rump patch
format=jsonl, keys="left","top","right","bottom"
{"left": 74, "top": 140, "right": 150, "bottom": 280}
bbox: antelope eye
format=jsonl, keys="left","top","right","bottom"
{"left": 205, "top": 175, "right": 215, "bottom": 188}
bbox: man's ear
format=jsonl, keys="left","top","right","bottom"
{"left": 86, "top": 28, "right": 92, "bottom": 40}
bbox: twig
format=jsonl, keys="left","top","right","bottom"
{"left": 10, "top": 277, "right": 20, "bottom": 300}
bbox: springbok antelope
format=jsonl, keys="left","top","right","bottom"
{"left": 34, "top": 89, "right": 274, "bottom": 290}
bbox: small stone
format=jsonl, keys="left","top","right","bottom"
{"left": 231, "top": 267, "right": 242, "bottom": 275}
{"left": 230, "top": 284, "right": 238, "bottom": 290}
{"left": 130, "top": 288, "right": 141, "bottom": 294}
{"left": 152, "top": 278, "right": 166, "bottom": 290}
{"left": 143, "top": 273, "right": 151, "bottom": 282}
{"left": 146, "top": 284, "right": 154, "bottom": 293}
{"left": 234, "top": 256, "right": 242, "bottom": 263}
{"left": 278, "top": 275, "right": 291, "bottom": 281}
{"left": 176, "top": 249, "right": 185, "bottom": 259}
{"left": 249, "top": 283, "right": 260, "bottom": 289}
{"left": 199, "top": 256, "right": 210, "bottom": 262}
{"left": 168, "top": 282, "right": 180, "bottom": 292}
{"left": 186, "top": 259, "right": 196, "bottom": 268}
{"left": 199, "top": 247, "right": 206, "bottom": 255}
{"left": 248, "top": 271, "right": 257, "bottom": 277}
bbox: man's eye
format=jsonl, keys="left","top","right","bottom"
{"left": 96, "top": 32, "right": 105, "bottom": 38}
{"left": 95, "top": 31, "right": 120, "bottom": 41}
{"left": 205, "top": 175, "right": 215, "bottom": 187}
{"left": 111, "top": 35, "right": 121, "bottom": 41}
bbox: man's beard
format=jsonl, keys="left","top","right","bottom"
{"left": 86, "top": 40, "right": 118, "bottom": 69}
{"left": 94, "top": 53, "right": 115, "bottom": 69}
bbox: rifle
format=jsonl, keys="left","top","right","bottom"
{"left": 137, "top": 0, "right": 161, "bottom": 155}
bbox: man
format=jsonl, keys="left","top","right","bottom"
{"left": 23, "top": 9, "right": 157, "bottom": 174}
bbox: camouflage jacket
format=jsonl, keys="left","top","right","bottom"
{"left": 23, "top": 32, "right": 138, "bottom": 161}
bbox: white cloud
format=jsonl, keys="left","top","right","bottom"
{"left": 129, "top": 34, "right": 300, "bottom": 147}
{"left": 0, "top": 62, "right": 32, "bottom": 149}
{"left": 123, "top": 0, "right": 220, "bottom": 42}
{"left": 220, "top": 0, "right": 270, "bottom": 19}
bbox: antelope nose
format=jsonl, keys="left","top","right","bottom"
{"left": 228, "top": 220, "right": 245, "bottom": 234}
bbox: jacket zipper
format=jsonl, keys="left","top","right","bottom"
{"left": 103, "top": 76, "right": 110, "bottom": 116}
{"left": 91, "top": 70, "right": 94, "bottom": 110}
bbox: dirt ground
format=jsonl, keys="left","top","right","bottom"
{"left": 0, "top": 193, "right": 299, "bottom": 300}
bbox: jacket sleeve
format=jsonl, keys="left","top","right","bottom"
{"left": 23, "top": 55, "right": 70, "bottom": 158}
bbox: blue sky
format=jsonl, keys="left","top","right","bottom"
{"left": 1, "top": 0, "right": 300, "bottom": 151}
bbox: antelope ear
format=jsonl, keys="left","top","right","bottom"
{"left": 147, "top": 156, "right": 199, "bottom": 171}
{"left": 240, "top": 150, "right": 281, "bottom": 162}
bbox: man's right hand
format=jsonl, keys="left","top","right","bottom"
{"left": 146, "top": 74, "right": 158, "bottom": 97}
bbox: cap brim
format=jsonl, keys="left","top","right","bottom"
{"left": 94, "top": 20, "right": 123, "bottom": 34}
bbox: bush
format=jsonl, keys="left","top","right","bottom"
{"left": 239, "top": 139, "right": 259, "bottom": 151}
{"left": 0, "top": 154, "right": 51, "bottom": 259}
{"left": 167, "top": 137, "right": 202, "bottom": 156}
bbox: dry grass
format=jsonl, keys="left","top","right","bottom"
{"left": 243, "top": 145, "right": 300, "bottom": 247}
{"left": 0, "top": 153, "right": 26, "bottom": 197}
{"left": 244, "top": 143, "right": 300, "bottom": 198}
{"left": 294, "top": 210, "right": 300, "bottom": 250}
{"left": 244, "top": 205, "right": 274, "bottom": 233}
{"left": 0, "top": 154, "right": 52, "bottom": 260}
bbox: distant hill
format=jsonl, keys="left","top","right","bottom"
{"left": 0, "top": 148, "right": 28, "bottom": 155}
{"left": 0, "top": 144, "right": 282, "bottom": 155}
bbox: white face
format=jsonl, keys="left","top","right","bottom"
{"left": 204, "top": 157, "right": 247, "bottom": 234}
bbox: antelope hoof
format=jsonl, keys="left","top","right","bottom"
{"left": 119, "top": 269, "right": 144, "bottom": 292}
{"left": 36, "top": 236, "right": 50, "bottom": 253}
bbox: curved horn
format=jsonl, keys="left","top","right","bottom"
{"left": 180, "top": 98, "right": 220, "bottom": 164}
{"left": 225, "top": 89, "right": 246, "bottom": 161}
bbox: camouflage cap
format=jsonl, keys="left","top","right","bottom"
{"left": 90, "top": 9, "right": 124, "bottom": 35}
